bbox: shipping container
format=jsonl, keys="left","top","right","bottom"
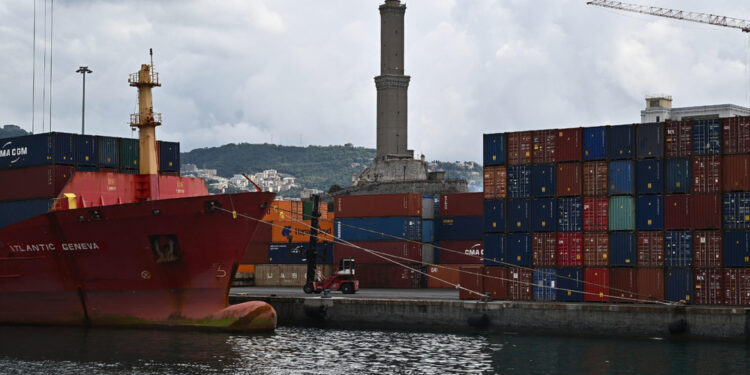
{"left": 507, "top": 131, "right": 532, "bottom": 165}
{"left": 558, "top": 197, "right": 583, "bottom": 232}
{"left": 636, "top": 195, "right": 664, "bottom": 231}
{"left": 507, "top": 165, "right": 531, "bottom": 198}
{"left": 75, "top": 166, "right": 98, "bottom": 172}
{"left": 507, "top": 233, "right": 532, "bottom": 266}
{"left": 664, "top": 231, "right": 692, "bottom": 267}
{"left": 254, "top": 264, "right": 332, "bottom": 287}
{"left": 483, "top": 266, "right": 509, "bottom": 300}
{"left": 356, "top": 263, "right": 422, "bottom": 289}
{"left": 664, "top": 194, "right": 691, "bottom": 230}
{"left": 0, "top": 198, "right": 54, "bottom": 229}
{"left": 268, "top": 242, "right": 334, "bottom": 264}
{"left": 508, "top": 267, "right": 533, "bottom": 300}
{"left": 531, "top": 129, "right": 557, "bottom": 164}
{"left": 436, "top": 216, "right": 483, "bottom": 241}
{"left": 692, "top": 156, "right": 721, "bottom": 193}
{"left": 532, "top": 232, "right": 557, "bottom": 267}
{"left": 692, "top": 119, "right": 721, "bottom": 155}
{"left": 458, "top": 265, "right": 484, "bottom": 300}
{"left": 335, "top": 217, "right": 421, "bottom": 242}
{"left": 723, "top": 230, "right": 750, "bottom": 267}
{"left": 582, "top": 268, "right": 608, "bottom": 303}
{"left": 439, "top": 193, "right": 483, "bottom": 217}
{"left": 722, "top": 116, "right": 750, "bottom": 154}
{"left": 722, "top": 155, "right": 750, "bottom": 192}
{"left": 665, "top": 120, "right": 692, "bottom": 157}
{"left": 583, "top": 233, "right": 609, "bottom": 266}
{"left": 557, "top": 162, "right": 582, "bottom": 196}
{"left": 694, "top": 268, "right": 724, "bottom": 305}
{"left": 610, "top": 268, "right": 637, "bottom": 303}
{"left": 119, "top": 138, "right": 139, "bottom": 170}
{"left": 691, "top": 193, "right": 721, "bottom": 229}
{"left": 531, "top": 164, "right": 555, "bottom": 197}
{"left": 483, "top": 165, "right": 507, "bottom": 199}
{"left": 0, "top": 132, "right": 75, "bottom": 169}
{"left": 608, "top": 124, "right": 635, "bottom": 160}
{"left": 556, "top": 268, "right": 584, "bottom": 302}
{"left": 334, "top": 193, "right": 422, "bottom": 218}
{"left": 723, "top": 193, "right": 750, "bottom": 230}
{"left": 723, "top": 268, "right": 750, "bottom": 306}
{"left": 609, "top": 196, "right": 635, "bottom": 231}
{"left": 335, "top": 241, "right": 422, "bottom": 264}
{"left": 422, "top": 243, "right": 435, "bottom": 264}
{"left": 483, "top": 133, "right": 506, "bottom": 166}
{"left": 241, "top": 243, "right": 269, "bottom": 265}
{"left": 637, "top": 231, "right": 664, "bottom": 267}
{"left": 665, "top": 158, "right": 691, "bottom": 193}
{"left": 693, "top": 231, "right": 722, "bottom": 268}
{"left": 97, "top": 136, "right": 119, "bottom": 168}
{"left": 583, "top": 126, "right": 607, "bottom": 160}
{"left": 159, "top": 141, "right": 180, "bottom": 172}
{"left": 303, "top": 202, "right": 329, "bottom": 221}
{"left": 556, "top": 128, "right": 583, "bottom": 162}
{"left": 483, "top": 233, "right": 506, "bottom": 266}
{"left": 507, "top": 199, "right": 531, "bottom": 232}
{"left": 533, "top": 268, "right": 556, "bottom": 301}
{"left": 264, "top": 200, "right": 304, "bottom": 222}
{"left": 557, "top": 232, "right": 583, "bottom": 267}
{"left": 0, "top": 165, "right": 74, "bottom": 202}
{"left": 609, "top": 232, "right": 635, "bottom": 266}
{"left": 483, "top": 199, "right": 505, "bottom": 233}
{"left": 76, "top": 134, "right": 97, "bottom": 167}
{"left": 636, "top": 122, "right": 663, "bottom": 159}
{"left": 438, "top": 240, "right": 484, "bottom": 264}
{"left": 583, "top": 161, "right": 608, "bottom": 196}
{"left": 636, "top": 268, "right": 665, "bottom": 302}
{"left": 531, "top": 198, "right": 556, "bottom": 232}
{"left": 271, "top": 220, "right": 334, "bottom": 243}
{"left": 609, "top": 160, "right": 634, "bottom": 195}
{"left": 636, "top": 159, "right": 663, "bottom": 195}
{"left": 426, "top": 264, "right": 460, "bottom": 289}
{"left": 422, "top": 196, "right": 436, "bottom": 220}
{"left": 583, "top": 196, "right": 608, "bottom": 231}
{"left": 666, "top": 268, "right": 692, "bottom": 304}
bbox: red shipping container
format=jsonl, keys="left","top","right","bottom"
{"left": 693, "top": 231, "right": 722, "bottom": 267}
{"left": 584, "top": 268, "right": 610, "bottom": 302}
{"left": 458, "top": 265, "right": 484, "bottom": 300}
{"left": 438, "top": 240, "right": 484, "bottom": 264}
{"left": 583, "top": 233, "right": 608, "bottom": 266}
{"left": 241, "top": 242, "right": 269, "bottom": 264}
{"left": 722, "top": 116, "right": 750, "bottom": 154}
{"left": 483, "top": 165, "right": 507, "bottom": 199}
{"left": 557, "top": 162, "right": 582, "bottom": 197}
{"left": 334, "top": 193, "right": 422, "bottom": 218}
{"left": 439, "top": 193, "right": 484, "bottom": 217}
{"left": 356, "top": 263, "right": 422, "bottom": 288}
{"left": 722, "top": 155, "right": 750, "bottom": 192}
{"left": 583, "top": 161, "right": 608, "bottom": 196}
{"left": 532, "top": 232, "right": 557, "bottom": 267}
{"left": 427, "top": 264, "right": 461, "bottom": 289}
{"left": 555, "top": 128, "right": 583, "bottom": 162}
{"left": 508, "top": 267, "right": 533, "bottom": 300}
{"left": 610, "top": 268, "right": 637, "bottom": 303}
{"left": 636, "top": 268, "right": 665, "bottom": 302}
{"left": 532, "top": 129, "right": 557, "bottom": 164}
{"left": 583, "top": 196, "right": 608, "bottom": 231}
{"left": 665, "top": 120, "right": 692, "bottom": 157}
{"left": 723, "top": 268, "right": 750, "bottom": 306}
{"left": 557, "top": 232, "right": 583, "bottom": 266}
{"left": 692, "top": 156, "right": 721, "bottom": 193}
{"left": 334, "top": 241, "right": 422, "bottom": 264}
{"left": 636, "top": 232, "right": 664, "bottom": 267}
{"left": 664, "top": 195, "right": 691, "bottom": 230}
{"left": 0, "top": 165, "right": 75, "bottom": 201}
{"left": 507, "top": 131, "right": 532, "bottom": 165}
{"left": 483, "top": 266, "right": 509, "bottom": 300}
{"left": 694, "top": 268, "right": 724, "bottom": 305}
{"left": 690, "top": 194, "right": 721, "bottom": 230}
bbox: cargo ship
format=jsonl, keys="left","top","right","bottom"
{"left": 0, "top": 55, "right": 277, "bottom": 331}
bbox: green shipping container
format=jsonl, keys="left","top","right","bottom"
{"left": 609, "top": 196, "right": 635, "bottom": 231}
{"left": 119, "top": 138, "right": 140, "bottom": 170}
{"left": 303, "top": 201, "right": 313, "bottom": 219}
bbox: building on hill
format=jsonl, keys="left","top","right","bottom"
{"left": 641, "top": 95, "right": 750, "bottom": 123}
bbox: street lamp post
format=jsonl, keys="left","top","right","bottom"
{"left": 76, "top": 66, "right": 92, "bottom": 134}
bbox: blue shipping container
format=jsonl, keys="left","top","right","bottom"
{"left": 723, "top": 230, "right": 750, "bottom": 267}
{"left": 557, "top": 197, "right": 583, "bottom": 232}
{"left": 97, "top": 136, "right": 120, "bottom": 168}
{"left": 583, "top": 126, "right": 607, "bottom": 160}
{"left": 609, "top": 160, "right": 634, "bottom": 195}
{"left": 436, "top": 216, "right": 484, "bottom": 241}
{"left": 268, "top": 242, "right": 334, "bottom": 264}
{"left": 636, "top": 195, "right": 664, "bottom": 231}
{"left": 665, "top": 158, "right": 691, "bottom": 193}
{"left": 664, "top": 231, "right": 692, "bottom": 267}
{"left": 483, "top": 133, "right": 506, "bottom": 166}
{"left": 609, "top": 232, "right": 636, "bottom": 266}
{"left": 723, "top": 192, "right": 750, "bottom": 229}
{"left": 421, "top": 219, "right": 434, "bottom": 243}
{"left": 507, "top": 165, "right": 531, "bottom": 198}
{"left": 159, "top": 141, "right": 180, "bottom": 172}
{"left": 636, "top": 159, "right": 663, "bottom": 195}
{"left": 533, "top": 268, "right": 556, "bottom": 301}
{"left": 608, "top": 124, "right": 635, "bottom": 160}
{"left": 556, "top": 268, "right": 584, "bottom": 302}
{"left": 483, "top": 199, "right": 505, "bottom": 233}
{"left": 507, "top": 199, "right": 531, "bottom": 233}
{"left": 665, "top": 268, "right": 693, "bottom": 304}
{"left": 693, "top": 119, "right": 721, "bottom": 155}
{"left": 531, "top": 198, "right": 556, "bottom": 232}
{"left": 76, "top": 134, "right": 98, "bottom": 167}
{"left": 483, "top": 233, "right": 506, "bottom": 266}
{"left": 636, "top": 122, "right": 663, "bottom": 159}
{"left": 0, "top": 199, "right": 54, "bottom": 229}
{"left": 507, "top": 233, "right": 532, "bottom": 266}
{"left": 0, "top": 132, "right": 75, "bottom": 169}
{"left": 531, "top": 164, "right": 556, "bottom": 197}
{"left": 335, "top": 217, "right": 421, "bottom": 242}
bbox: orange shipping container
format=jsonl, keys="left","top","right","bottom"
{"left": 483, "top": 165, "right": 507, "bottom": 199}
{"left": 270, "top": 220, "right": 334, "bottom": 243}
{"left": 426, "top": 264, "right": 461, "bottom": 289}
{"left": 264, "top": 200, "right": 304, "bottom": 222}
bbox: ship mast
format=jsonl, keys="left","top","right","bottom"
{"left": 128, "top": 49, "right": 162, "bottom": 175}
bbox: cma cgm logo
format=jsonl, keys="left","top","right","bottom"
{"left": 0, "top": 141, "right": 28, "bottom": 164}
{"left": 464, "top": 243, "right": 484, "bottom": 256}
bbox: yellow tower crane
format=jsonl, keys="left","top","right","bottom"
{"left": 128, "top": 49, "right": 162, "bottom": 176}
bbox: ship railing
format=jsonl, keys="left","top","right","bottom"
{"left": 128, "top": 71, "right": 160, "bottom": 86}
{"left": 130, "top": 113, "right": 163, "bottom": 126}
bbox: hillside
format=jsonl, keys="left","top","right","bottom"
{"left": 0, "top": 125, "right": 29, "bottom": 138}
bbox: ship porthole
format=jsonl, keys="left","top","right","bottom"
{"left": 141, "top": 270, "right": 152, "bottom": 279}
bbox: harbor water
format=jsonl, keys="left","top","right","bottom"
{"left": 0, "top": 326, "right": 748, "bottom": 374}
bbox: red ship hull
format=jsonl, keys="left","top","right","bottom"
{"left": 0, "top": 191, "right": 275, "bottom": 330}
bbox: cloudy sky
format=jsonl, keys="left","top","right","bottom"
{"left": 1, "top": 0, "right": 749, "bottom": 163}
